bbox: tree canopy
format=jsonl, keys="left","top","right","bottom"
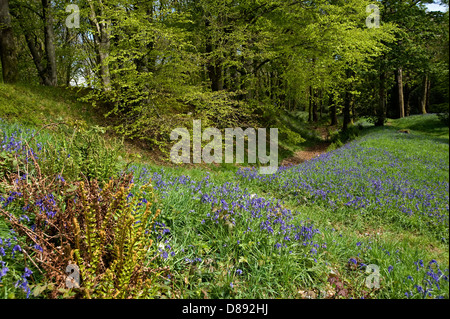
{"left": 1, "top": 0, "right": 448, "bottom": 149}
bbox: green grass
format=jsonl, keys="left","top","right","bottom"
{"left": 0, "top": 83, "right": 98, "bottom": 127}
{"left": 388, "top": 114, "right": 449, "bottom": 141}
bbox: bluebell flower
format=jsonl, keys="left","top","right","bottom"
{"left": 0, "top": 266, "right": 8, "bottom": 282}
{"left": 12, "top": 244, "right": 21, "bottom": 257}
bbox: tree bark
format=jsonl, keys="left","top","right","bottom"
{"left": 425, "top": 76, "right": 431, "bottom": 113}
{"left": 42, "top": 0, "right": 57, "bottom": 86}
{"left": 396, "top": 67, "right": 405, "bottom": 118}
{"left": 343, "top": 90, "right": 353, "bottom": 131}
{"left": 404, "top": 82, "right": 411, "bottom": 117}
{"left": 23, "top": 32, "right": 53, "bottom": 86}
{"left": 376, "top": 72, "right": 386, "bottom": 126}
{"left": 0, "top": 0, "right": 18, "bottom": 84}
{"left": 88, "top": 0, "right": 111, "bottom": 91}
{"left": 312, "top": 88, "right": 318, "bottom": 122}
{"left": 421, "top": 74, "right": 428, "bottom": 114}
{"left": 329, "top": 94, "right": 338, "bottom": 126}
{"left": 308, "top": 86, "right": 312, "bottom": 122}
{"left": 343, "top": 69, "right": 355, "bottom": 130}
{"left": 319, "top": 90, "right": 323, "bottom": 119}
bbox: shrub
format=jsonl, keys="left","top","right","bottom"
{"left": 35, "top": 121, "right": 124, "bottom": 183}
{"left": 437, "top": 112, "right": 449, "bottom": 127}
{"left": 0, "top": 157, "right": 162, "bottom": 298}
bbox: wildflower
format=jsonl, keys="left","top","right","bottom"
{"left": 15, "top": 268, "right": 33, "bottom": 298}
{"left": 0, "top": 265, "right": 8, "bottom": 282}
{"left": 388, "top": 266, "right": 393, "bottom": 273}
{"left": 236, "top": 269, "right": 243, "bottom": 275}
{"left": 12, "top": 244, "right": 21, "bottom": 257}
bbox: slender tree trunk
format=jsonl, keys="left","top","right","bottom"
{"left": 404, "top": 82, "right": 411, "bottom": 117}
{"left": 396, "top": 68, "right": 405, "bottom": 118}
{"left": 312, "top": 88, "right": 318, "bottom": 122}
{"left": 42, "top": 0, "right": 57, "bottom": 86}
{"left": 426, "top": 76, "right": 431, "bottom": 113}
{"left": 376, "top": 72, "right": 386, "bottom": 126}
{"left": 0, "top": 0, "right": 18, "bottom": 84}
{"left": 64, "top": 28, "right": 73, "bottom": 86}
{"left": 421, "top": 74, "right": 428, "bottom": 114}
{"left": 343, "top": 91, "right": 352, "bottom": 131}
{"left": 351, "top": 97, "right": 356, "bottom": 123}
{"left": 319, "top": 90, "right": 323, "bottom": 119}
{"left": 88, "top": 0, "right": 111, "bottom": 91}
{"left": 329, "top": 94, "right": 338, "bottom": 126}
{"left": 308, "top": 86, "right": 312, "bottom": 122}
{"left": 343, "top": 69, "right": 354, "bottom": 130}
{"left": 204, "top": 15, "right": 224, "bottom": 92}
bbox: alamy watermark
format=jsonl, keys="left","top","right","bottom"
{"left": 65, "top": 264, "right": 80, "bottom": 288}
{"left": 366, "top": 4, "right": 380, "bottom": 29}
{"left": 64, "top": 4, "right": 380, "bottom": 29}
{"left": 65, "top": 4, "right": 80, "bottom": 29}
{"left": 365, "top": 264, "right": 381, "bottom": 289}
{"left": 170, "top": 120, "right": 279, "bottom": 175}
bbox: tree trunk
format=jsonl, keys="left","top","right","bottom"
{"left": 351, "top": 96, "right": 356, "bottom": 123}
{"left": 204, "top": 15, "right": 223, "bottom": 92}
{"left": 426, "top": 76, "right": 431, "bottom": 113}
{"left": 308, "top": 86, "right": 312, "bottom": 122}
{"left": 343, "top": 90, "right": 352, "bottom": 131}
{"left": 88, "top": 0, "right": 111, "bottom": 91}
{"left": 64, "top": 28, "right": 73, "bottom": 86}
{"left": 319, "top": 90, "right": 323, "bottom": 119}
{"left": 23, "top": 32, "right": 53, "bottom": 86}
{"left": 404, "top": 82, "right": 411, "bottom": 117}
{"left": 396, "top": 68, "right": 405, "bottom": 118}
{"left": 312, "top": 88, "right": 318, "bottom": 122}
{"left": 329, "top": 94, "right": 338, "bottom": 126}
{"left": 42, "top": 0, "right": 57, "bottom": 86}
{"left": 343, "top": 69, "right": 355, "bottom": 130}
{"left": 0, "top": 0, "right": 18, "bottom": 84}
{"left": 376, "top": 72, "right": 386, "bottom": 126}
{"left": 421, "top": 74, "right": 428, "bottom": 114}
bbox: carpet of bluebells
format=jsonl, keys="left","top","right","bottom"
{"left": 0, "top": 119, "right": 449, "bottom": 299}
{"left": 236, "top": 130, "right": 449, "bottom": 242}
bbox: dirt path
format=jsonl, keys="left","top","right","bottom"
{"left": 281, "top": 126, "right": 332, "bottom": 167}
{"left": 281, "top": 142, "right": 330, "bottom": 166}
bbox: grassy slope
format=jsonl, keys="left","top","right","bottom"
{"left": 0, "top": 83, "right": 97, "bottom": 126}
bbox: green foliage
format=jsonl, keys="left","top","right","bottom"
{"left": 36, "top": 122, "right": 124, "bottom": 182}
{"left": 0, "top": 151, "right": 17, "bottom": 181}
{"left": 73, "top": 178, "right": 161, "bottom": 299}
{"left": 438, "top": 112, "right": 449, "bottom": 127}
